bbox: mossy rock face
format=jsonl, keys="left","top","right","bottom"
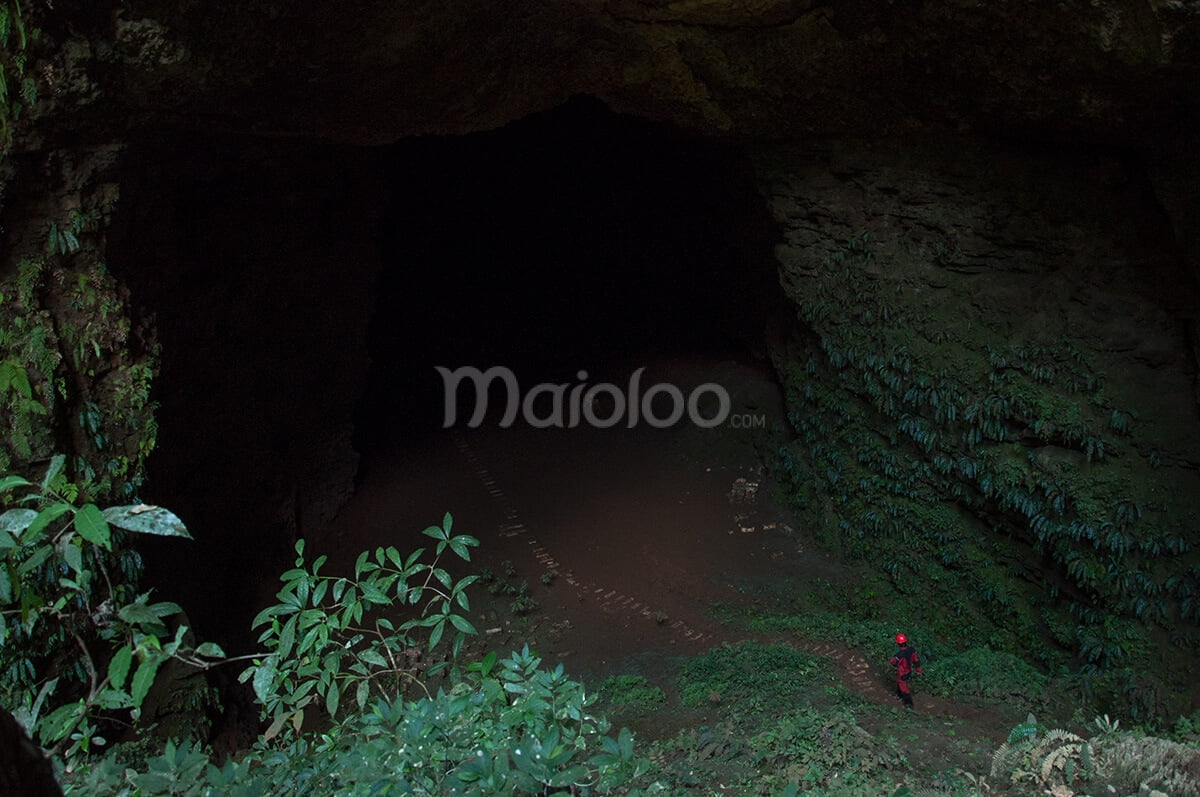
{"left": 1, "top": 149, "right": 156, "bottom": 500}
{"left": 758, "top": 140, "right": 1200, "bottom": 715}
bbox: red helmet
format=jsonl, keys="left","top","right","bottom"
{"left": 894, "top": 633, "right": 908, "bottom": 644}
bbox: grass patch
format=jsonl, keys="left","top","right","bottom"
{"left": 678, "top": 642, "right": 832, "bottom": 715}
{"left": 596, "top": 674, "right": 668, "bottom": 715}
{"left": 653, "top": 643, "right": 910, "bottom": 795}
{"left": 926, "top": 646, "right": 1049, "bottom": 705}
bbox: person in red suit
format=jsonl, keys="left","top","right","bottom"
{"left": 889, "top": 633, "right": 923, "bottom": 709}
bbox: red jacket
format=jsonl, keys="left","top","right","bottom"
{"left": 890, "top": 645, "right": 922, "bottom": 681}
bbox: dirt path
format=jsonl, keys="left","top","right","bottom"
{"left": 324, "top": 358, "right": 1010, "bottom": 744}
{"left": 444, "top": 424, "right": 1004, "bottom": 727}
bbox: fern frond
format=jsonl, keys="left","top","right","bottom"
{"left": 990, "top": 741, "right": 1014, "bottom": 778}
{"left": 1040, "top": 741, "right": 1081, "bottom": 784}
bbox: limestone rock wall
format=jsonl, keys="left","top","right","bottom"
{"left": 758, "top": 137, "right": 1199, "bottom": 711}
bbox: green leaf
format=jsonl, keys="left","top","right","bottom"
{"left": 164, "top": 623, "right": 189, "bottom": 656}
{"left": 277, "top": 615, "right": 298, "bottom": 659}
{"left": 17, "top": 544, "right": 52, "bottom": 575}
{"left": 251, "top": 603, "right": 291, "bottom": 628}
{"left": 149, "top": 600, "right": 183, "bottom": 618}
{"left": 448, "top": 614, "right": 476, "bottom": 635}
{"left": 118, "top": 602, "right": 161, "bottom": 626}
{"left": 74, "top": 504, "right": 111, "bottom": 549}
{"left": 22, "top": 502, "right": 72, "bottom": 542}
{"left": 103, "top": 505, "right": 191, "bottom": 538}
{"left": 38, "top": 700, "right": 84, "bottom": 745}
{"left": 262, "top": 711, "right": 290, "bottom": 743}
{"left": 195, "top": 641, "right": 226, "bottom": 658}
{"left": 618, "top": 727, "right": 634, "bottom": 759}
{"left": 360, "top": 582, "right": 388, "bottom": 604}
{"left": 296, "top": 624, "right": 322, "bottom": 659}
{"left": 96, "top": 686, "right": 131, "bottom": 710}
{"left": 62, "top": 539, "right": 83, "bottom": 575}
{"left": 422, "top": 524, "right": 447, "bottom": 542}
{"left": 25, "top": 677, "right": 59, "bottom": 731}
{"left": 443, "top": 512, "right": 453, "bottom": 534}
{"left": 7, "top": 364, "right": 31, "bottom": 399}
{"left": 325, "top": 683, "right": 340, "bottom": 718}
{"left": 428, "top": 618, "right": 447, "bottom": 650}
{"left": 108, "top": 646, "right": 133, "bottom": 691}
{"left": 0, "top": 567, "right": 11, "bottom": 603}
{"left": 0, "top": 509, "right": 37, "bottom": 539}
{"left": 358, "top": 649, "right": 388, "bottom": 668}
{"left": 548, "top": 765, "right": 589, "bottom": 788}
{"left": 252, "top": 657, "right": 278, "bottom": 703}
{"left": 0, "top": 475, "right": 32, "bottom": 494}
{"left": 131, "top": 658, "right": 162, "bottom": 707}
{"left": 40, "top": 455, "right": 66, "bottom": 490}
{"left": 355, "top": 679, "right": 371, "bottom": 709}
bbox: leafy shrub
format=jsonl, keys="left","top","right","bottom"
{"left": 924, "top": 647, "right": 1048, "bottom": 705}
{"left": 66, "top": 648, "right": 657, "bottom": 794}
{"left": 0, "top": 459, "right": 219, "bottom": 761}
{"left": 598, "top": 674, "right": 668, "bottom": 715}
{"left": 21, "top": 496, "right": 659, "bottom": 794}
{"left": 240, "top": 513, "right": 480, "bottom": 737}
{"left": 678, "top": 642, "right": 828, "bottom": 715}
{"left": 748, "top": 705, "right": 906, "bottom": 790}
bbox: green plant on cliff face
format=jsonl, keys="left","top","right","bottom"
{"left": 0, "top": 357, "right": 48, "bottom": 466}
{"left": 2, "top": 236, "right": 159, "bottom": 500}
{"left": 0, "top": 0, "right": 40, "bottom": 157}
{"left": 773, "top": 234, "right": 1198, "bottom": 716}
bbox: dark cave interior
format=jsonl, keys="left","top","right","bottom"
{"left": 105, "top": 96, "right": 786, "bottom": 647}
{"left": 358, "top": 96, "right": 784, "bottom": 451}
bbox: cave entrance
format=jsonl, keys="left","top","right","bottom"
{"left": 345, "top": 97, "right": 798, "bottom": 679}
{"left": 109, "top": 97, "right": 796, "bottom": 661}
{"left": 357, "top": 96, "right": 782, "bottom": 452}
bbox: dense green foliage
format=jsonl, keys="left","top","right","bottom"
{"left": 0, "top": 459, "right": 215, "bottom": 761}
{"left": 642, "top": 641, "right": 910, "bottom": 795}
{"left": 772, "top": 234, "right": 1198, "bottom": 717}
{"left": 0, "top": 0, "right": 39, "bottom": 154}
{"left": 0, "top": 468, "right": 659, "bottom": 794}
{"left": 241, "top": 518, "right": 481, "bottom": 737}
{"left": 66, "top": 646, "right": 654, "bottom": 796}
{"left": 989, "top": 713, "right": 1200, "bottom": 796}
{"left": 1, "top": 216, "right": 159, "bottom": 500}
{"left": 678, "top": 643, "right": 828, "bottom": 714}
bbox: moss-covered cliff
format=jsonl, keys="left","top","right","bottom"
{"left": 760, "top": 138, "right": 1200, "bottom": 716}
